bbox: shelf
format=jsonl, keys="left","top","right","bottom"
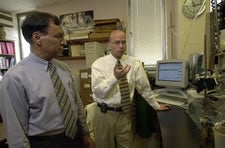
{"left": 0, "top": 39, "right": 14, "bottom": 42}
{"left": 68, "top": 37, "right": 109, "bottom": 44}
{"left": 57, "top": 37, "right": 108, "bottom": 61}
{"left": 0, "top": 68, "right": 9, "bottom": 71}
{"left": 55, "top": 56, "right": 85, "bottom": 60}
{"left": 0, "top": 54, "right": 15, "bottom": 56}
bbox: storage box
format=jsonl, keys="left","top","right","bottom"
{"left": 85, "top": 42, "right": 106, "bottom": 68}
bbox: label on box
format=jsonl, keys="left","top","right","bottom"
{"left": 84, "top": 83, "right": 91, "bottom": 88}
{"left": 81, "top": 72, "right": 88, "bottom": 79}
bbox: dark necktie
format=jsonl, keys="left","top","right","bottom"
{"left": 117, "top": 60, "right": 131, "bottom": 114}
{"left": 48, "top": 62, "right": 76, "bottom": 139}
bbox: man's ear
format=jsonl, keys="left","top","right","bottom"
{"left": 32, "top": 32, "right": 42, "bottom": 46}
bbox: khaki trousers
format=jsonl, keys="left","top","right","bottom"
{"left": 93, "top": 106, "right": 133, "bottom": 148}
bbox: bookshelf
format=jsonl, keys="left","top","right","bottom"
{"left": 0, "top": 40, "right": 15, "bottom": 76}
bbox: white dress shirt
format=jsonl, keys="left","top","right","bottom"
{"left": 91, "top": 54, "right": 160, "bottom": 110}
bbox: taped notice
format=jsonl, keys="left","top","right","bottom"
{"left": 81, "top": 72, "right": 88, "bottom": 79}
{"left": 84, "top": 83, "right": 91, "bottom": 88}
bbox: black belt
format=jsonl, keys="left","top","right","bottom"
{"left": 28, "top": 133, "right": 67, "bottom": 141}
{"left": 97, "top": 103, "right": 123, "bottom": 113}
{"left": 28, "top": 133, "right": 82, "bottom": 148}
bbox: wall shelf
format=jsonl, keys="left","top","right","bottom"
{"left": 68, "top": 37, "right": 109, "bottom": 44}
{"left": 55, "top": 56, "right": 85, "bottom": 60}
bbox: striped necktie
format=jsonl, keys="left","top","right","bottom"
{"left": 48, "top": 62, "right": 76, "bottom": 139}
{"left": 117, "top": 60, "right": 131, "bottom": 114}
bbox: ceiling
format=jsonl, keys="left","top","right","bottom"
{"left": 0, "top": 0, "right": 72, "bottom": 13}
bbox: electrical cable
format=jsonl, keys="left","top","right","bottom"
{"left": 181, "top": 0, "right": 207, "bottom": 59}
{"left": 168, "top": 0, "right": 207, "bottom": 59}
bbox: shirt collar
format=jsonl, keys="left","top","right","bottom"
{"left": 28, "top": 52, "right": 51, "bottom": 71}
{"left": 109, "top": 53, "right": 126, "bottom": 64}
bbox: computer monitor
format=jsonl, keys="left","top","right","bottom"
{"left": 155, "top": 60, "right": 189, "bottom": 89}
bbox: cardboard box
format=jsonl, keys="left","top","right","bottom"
{"left": 79, "top": 68, "right": 93, "bottom": 106}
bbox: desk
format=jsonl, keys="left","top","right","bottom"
{"left": 157, "top": 105, "right": 200, "bottom": 148}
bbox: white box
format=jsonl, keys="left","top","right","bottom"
{"left": 85, "top": 42, "right": 106, "bottom": 68}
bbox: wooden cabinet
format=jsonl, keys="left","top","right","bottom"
{"left": 0, "top": 40, "right": 15, "bottom": 76}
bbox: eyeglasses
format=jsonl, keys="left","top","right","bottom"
{"left": 111, "top": 40, "right": 126, "bottom": 45}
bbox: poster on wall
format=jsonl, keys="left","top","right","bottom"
{"left": 60, "top": 10, "right": 94, "bottom": 34}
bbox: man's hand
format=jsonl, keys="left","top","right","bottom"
{"left": 83, "top": 135, "right": 95, "bottom": 148}
{"left": 114, "top": 63, "right": 131, "bottom": 80}
{"left": 158, "top": 104, "right": 171, "bottom": 111}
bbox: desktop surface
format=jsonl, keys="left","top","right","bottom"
{"left": 155, "top": 95, "right": 188, "bottom": 108}
{"left": 157, "top": 105, "right": 200, "bottom": 148}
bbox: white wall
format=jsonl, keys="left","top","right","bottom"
{"left": 165, "top": 0, "right": 211, "bottom": 61}
{"left": 37, "top": 0, "right": 128, "bottom": 27}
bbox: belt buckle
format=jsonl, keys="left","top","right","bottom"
{"left": 100, "top": 103, "right": 108, "bottom": 113}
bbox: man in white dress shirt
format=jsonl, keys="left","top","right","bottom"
{"left": 91, "top": 30, "right": 170, "bottom": 148}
